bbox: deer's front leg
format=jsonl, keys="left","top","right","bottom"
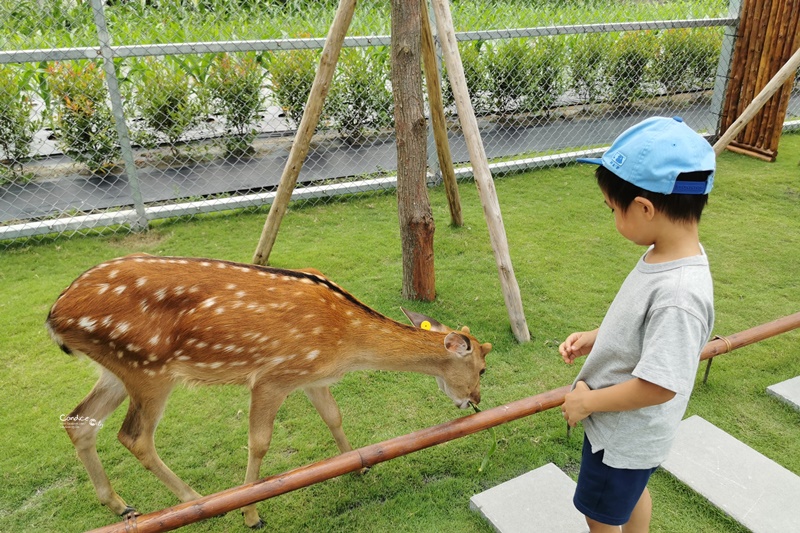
{"left": 304, "top": 385, "right": 369, "bottom": 474}
{"left": 241, "top": 384, "right": 289, "bottom": 529}
{"left": 304, "top": 385, "right": 353, "bottom": 454}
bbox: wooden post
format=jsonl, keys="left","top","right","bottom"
{"left": 717, "top": 0, "right": 800, "bottom": 161}
{"left": 430, "top": 0, "right": 530, "bottom": 342}
{"left": 393, "top": 0, "right": 437, "bottom": 301}
{"left": 252, "top": 0, "right": 356, "bottom": 265}
{"left": 420, "top": 5, "right": 463, "bottom": 227}
{"left": 714, "top": 46, "right": 800, "bottom": 156}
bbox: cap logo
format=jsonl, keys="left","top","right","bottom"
{"left": 607, "top": 151, "right": 626, "bottom": 170}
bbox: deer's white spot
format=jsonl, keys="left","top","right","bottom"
{"left": 113, "top": 285, "right": 127, "bottom": 295}
{"left": 176, "top": 355, "right": 191, "bottom": 361}
{"left": 306, "top": 350, "right": 320, "bottom": 361}
{"left": 78, "top": 317, "right": 97, "bottom": 332}
{"left": 210, "top": 362, "right": 224, "bottom": 369}
{"left": 154, "top": 288, "right": 167, "bottom": 301}
{"left": 173, "top": 286, "right": 185, "bottom": 295}
{"left": 109, "top": 269, "right": 120, "bottom": 279}
{"left": 97, "top": 284, "right": 110, "bottom": 295}
{"left": 196, "top": 342, "right": 208, "bottom": 349}
{"left": 149, "top": 334, "right": 160, "bottom": 346}
{"left": 126, "top": 343, "right": 142, "bottom": 353}
{"left": 201, "top": 297, "right": 217, "bottom": 309}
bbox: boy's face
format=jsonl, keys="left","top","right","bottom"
{"left": 602, "top": 191, "right": 655, "bottom": 247}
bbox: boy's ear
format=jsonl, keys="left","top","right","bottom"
{"left": 633, "top": 196, "right": 656, "bottom": 220}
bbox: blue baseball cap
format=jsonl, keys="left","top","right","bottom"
{"left": 577, "top": 116, "right": 715, "bottom": 195}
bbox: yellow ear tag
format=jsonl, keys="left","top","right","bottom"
{"left": 420, "top": 320, "right": 432, "bottom": 330}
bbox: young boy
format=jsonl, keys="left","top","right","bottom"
{"left": 559, "top": 116, "right": 716, "bottom": 532}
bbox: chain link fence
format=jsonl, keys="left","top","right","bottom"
{"left": 0, "top": 0, "right": 796, "bottom": 246}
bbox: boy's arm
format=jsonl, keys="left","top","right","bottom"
{"left": 561, "top": 378, "right": 676, "bottom": 427}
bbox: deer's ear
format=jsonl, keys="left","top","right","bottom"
{"left": 401, "top": 308, "right": 448, "bottom": 332}
{"left": 444, "top": 332, "right": 472, "bottom": 357}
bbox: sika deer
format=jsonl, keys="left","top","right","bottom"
{"left": 46, "top": 254, "right": 491, "bottom": 529}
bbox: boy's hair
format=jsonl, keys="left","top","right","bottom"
{"left": 596, "top": 166, "right": 710, "bottom": 223}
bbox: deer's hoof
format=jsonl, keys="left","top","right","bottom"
{"left": 249, "top": 519, "right": 265, "bottom": 529}
{"left": 120, "top": 506, "right": 139, "bottom": 517}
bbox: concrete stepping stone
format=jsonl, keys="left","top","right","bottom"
{"left": 766, "top": 375, "right": 800, "bottom": 411}
{"left": 470, "top": 463, "right": 588, "bottom": 533}
{"left": 661, "top": 415, "right": 800, "bottom": 533}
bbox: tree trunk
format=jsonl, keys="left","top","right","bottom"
{"left": 392, "top": 0, "right": 436, "bottom": 301}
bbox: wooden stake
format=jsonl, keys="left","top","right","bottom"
{"left": 430, "top": 0, "right": 530, "bottom": 342}
{"left": 421, "top": 4, "right": 463, "bottom": 227}
{"left": 252, "top": 0, "right": 356, "bottom": 265}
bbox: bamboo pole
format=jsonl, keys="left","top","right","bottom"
{"left": 252, "top": 0, "right": 356, "bottom": 265}
{"left": 87, "top": 313, "right": 799, "bottom": 533}
{"left": 429, "top": 0, "right": 530, "bottom": 342}
{"left": 420, "top": 5, "right": 463, "bottom": 227}
{"left": 713, "top": 45, "right": 800, "bottom": 156}
{"left": 700, "top": 311, "right": 800, "bottom": 360}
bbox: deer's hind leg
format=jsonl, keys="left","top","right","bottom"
{"left": 116, "top": 379, "right": 202, "bottom": 505}
{"left": 66, "top": 368, "right": 132, "bottom": 515}
{"left": 240, "top": 383, "right": 290, "bottom": 529}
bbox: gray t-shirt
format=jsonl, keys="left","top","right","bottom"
{"left": 575, "top": 247, "right": 714, "bottom": 469}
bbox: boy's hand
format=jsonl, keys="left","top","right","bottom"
{"left": 562, "top": 380, "right": 592, "bottom": 427}
{"left": 558, "top": 329, "right": 598, "bottom": 364}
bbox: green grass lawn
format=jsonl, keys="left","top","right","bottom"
{"left": 0, "top": 133, "right": 798, "bottom": 532}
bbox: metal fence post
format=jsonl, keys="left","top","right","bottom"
{"left": 90, "top": 0, "right": 148, "bottom": 231}
{"left": 707, "top": 0, "right": 742, "bottom": 136}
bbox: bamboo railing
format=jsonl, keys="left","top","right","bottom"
{"left": 87, "top": 311, "right": 800, "bottom": 533}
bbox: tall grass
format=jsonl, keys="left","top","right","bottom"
{"left": 0, "top": 1, "right": 728, "bottom": 48}
{"left": 0, "top": 133, "right": 797, "bottom": 532}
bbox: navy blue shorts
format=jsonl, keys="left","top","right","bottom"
{"left": 573, "top": 434, "right": 657, "bottom": 526}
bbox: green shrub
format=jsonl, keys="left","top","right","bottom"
{"left": 265, "top": 47, "right": 320, "bottom": 127}
{"left": 491, "top": 39, "right": 531, "bottom": 114}
{"left": 686, "top": 27, "right": 722, "bottom": 90}
{"left": 489, "top": 37, "right": 564, "bottom": 116}
{"left": 518, "top": 36, "right": 565, "bottom": 115}
{"left": 569, "top": 33, "right": 612, "bottom": 109}
{"left": 441, "top": 41, "right": 492, "bottom": 116}
{"left": 606, "top": 31, "right": 657, "bottom": 105}
{"left": 131, "top": 57, "right": 205, "bottom": 155}
{"left": 47, "top": 61, "right": 121, "bottom": 175}
{"left": 0, "top": 65, "right": 39, "bottom": 184}
{"left": 327, "top": 47, "right": 393, "bottom": 144}
{"left": 206, "top": 52, "right": 266, "bottom": 157}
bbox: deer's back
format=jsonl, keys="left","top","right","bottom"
{"left": 47, "top": 255, "right": 386, "bottom": 388}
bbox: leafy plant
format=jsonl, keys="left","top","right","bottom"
{"left": 131, "top": 57, "right": 205, "bottom": 155}
{"left": 264, "top": 46, "right": 320, "bottom": 127}
{"left": 327, "top": 47, "right": 393, "bottom": 144}
{"left": 517, "top": 36, "right": 565, "bottom": 115}
{"left": 606, "top": 31, "right": 657, "bottom": 106}
{"left": 686, "top": 27, "right": 723, "bottom": 90}
{"left": 569, "top": 33, "right": 612, "bottom": 110}
{"left": 47, "top": 61, "right": 121, "bottom": 175}
{"left": 206, "top": 52, "right": 265, "bottom": 158}
{"left": 0, "top": 65, "right": 39, "bottom": 184}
